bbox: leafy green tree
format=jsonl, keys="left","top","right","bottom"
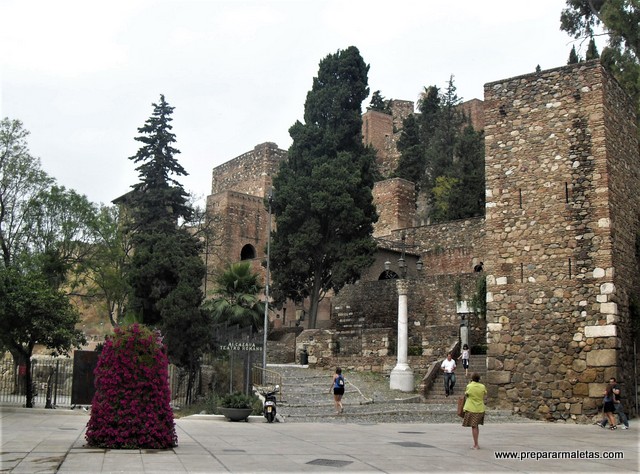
{"left": 82, "top": 204, "right": 132, "bottom": 327}
{"left": 1, "top": 119, "right": 92, "bottom": 407}
{"left": 23, "top": 185, "right": 97, "bottom": 291}
{"left": 125, "top": 95, "right": 205, "bottom": 330}
{"left": 0, "top": 118, "right": 52, "bottom": 268}
{"left": 431, "top": 176, "right": 459, "bottom": 222}
{"left": 0, "top": 267, "right": 86, "bottom": 407}
{"left": 204, "top": 261, "right": 265, "bottom": 331}
{"left": 271, "top": 46, "right": 378, "bottom": 328}
{"left": 561, "top": 0, "right": 639, "bottom": 132}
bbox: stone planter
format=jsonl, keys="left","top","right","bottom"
{"left": 218, "top": 407, "right": 253, "bottom": 422}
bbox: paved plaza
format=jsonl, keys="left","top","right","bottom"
{"left": 1, "top": 407, "right": 638, "bottom": 473}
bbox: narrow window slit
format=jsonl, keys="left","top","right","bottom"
{"left": 519, "top": 189, "right": 523, "bottom": 209}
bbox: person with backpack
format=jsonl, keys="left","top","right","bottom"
{"left": 330, "top": 367, "right": 345, "bottom": 414}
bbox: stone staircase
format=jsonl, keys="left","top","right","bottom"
{"left": 423, "top": 355, "right": 487, "bottom": 404}
{"left": 264, "top": 358, "right": 521, "bottom": 423}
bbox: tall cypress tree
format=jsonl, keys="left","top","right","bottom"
{"left": 568, "top": 45, "right": 581, "bottom": 64}
{"left": 270, "top": 46, "right": 378, "bottom": 329}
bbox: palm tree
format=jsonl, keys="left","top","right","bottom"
{"left": 205, "top": 262, "right": 265, "bottom": 331}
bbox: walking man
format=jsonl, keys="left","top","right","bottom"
{"left": 441, "top": 352, "right": 457, "bottom": 397}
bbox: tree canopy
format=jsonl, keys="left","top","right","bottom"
{"left": 561, "top": 0, "right": 639, "bottom": 131}
{"left": 270, "top": 46, "right": 378, "bottom": 328}
{"left": 395, "top": 78, "right": 485, "bottom": 223}
{"left": 0, "top": 118, "right": 87, "bottom": 406}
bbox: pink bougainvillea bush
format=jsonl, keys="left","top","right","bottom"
{"left": 85, "top": 324, "right": 177, "bottom": 449}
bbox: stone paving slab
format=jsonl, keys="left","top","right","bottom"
{"left": 1, "top": 407, "right": 638, "bottom": 473}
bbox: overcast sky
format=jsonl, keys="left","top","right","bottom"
{"left": 1, "top": 0, "right": 584, "bottom": 207}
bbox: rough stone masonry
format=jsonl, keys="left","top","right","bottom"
{"left": 483, "top": 61, "right": 640, "bottom": 421}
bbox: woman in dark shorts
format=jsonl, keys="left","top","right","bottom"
{"left": 330, "top": 367, "right": 345, "bottom": 414}
{"left": 462, "top": 373, "right": 487, "bottom": 449}
{"left": 602, "top": 383, "right": 617, "bottom": 430}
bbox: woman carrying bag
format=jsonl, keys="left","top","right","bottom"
{"left": 462, "top": 373, "right": 487, "bottom": 450}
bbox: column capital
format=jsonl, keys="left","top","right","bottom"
{"left": 396, "top": 279, "right": 409, "bottom": 295}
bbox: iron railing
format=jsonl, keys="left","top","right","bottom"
{"left": 0, "top": 356, "right": 202, "bottom": 408}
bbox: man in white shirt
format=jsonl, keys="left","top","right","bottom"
{"left": 441, "top": 352, "right": 457, "bottom": 397}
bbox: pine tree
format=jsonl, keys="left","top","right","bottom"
{"left": 125, "top": 95, "right": 207, "bottom": 367}
{"left": 270, "top": 47, "right": 378, "bottom": 328}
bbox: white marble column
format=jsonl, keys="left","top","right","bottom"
{"left": 390, "top": 279, "right": 414, "bottom": 391}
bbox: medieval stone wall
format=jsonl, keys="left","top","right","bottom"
{"left": 483, "top": 61, "right": 639, "bottom": 421}
{"left": 600, "top": 66, "right": 640, "bottom": 407}
{"left": 210, "top": 142, "right": 286, "bottom": 197}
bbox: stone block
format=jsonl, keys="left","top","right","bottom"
{"left": 571, "top": 359, "right": 587, "bottom": 372}
{"left": 578, "top": 368, "right": 597, "bottom": 383}
{"left": 487, "top": 371, "right": 511, "bottom": 384}
{"left": 584, "top": 325, "right": 617, "bottom": 337}
{"left": 600, "top": 302, "right": 617, "bottom": 314}
{"left": 589, "top": 383, "right": 607, "bottom": 398}
{"left": 487, "top": 323, "right": 502, "bottom": 332}
{"left": 570, "top": 403, "right": 582, "bottom": 415}
{"left": 600, "top": 283, "right": 615, "bottom": 294}
{"left": 573, "top": 383, "right": 589, "bottom": 396}
{"left": 586, "top": 349, "right": 617, "bottom": 366}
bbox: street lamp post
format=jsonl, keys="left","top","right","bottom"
{"left": 381, "top": 233, "right": 423, "bottom": 392}
{"left": 262, "top": 190, "right": 273, "bottom": 372}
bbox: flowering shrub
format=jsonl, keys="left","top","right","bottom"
{"left": 85, "top": 324, "right": 177, "bottom": 449}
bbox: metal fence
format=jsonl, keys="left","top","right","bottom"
{"left": 0, "top": 357, "right": 74, "bottom": 408}
{"left": 0, "top": 355, "right": 205, "bottom": 409}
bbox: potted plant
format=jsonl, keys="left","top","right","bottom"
{"left": 217, "top": 392, "right": 257, "bottom": 421}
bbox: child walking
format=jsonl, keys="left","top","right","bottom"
{"left": 459, "top": 344, "right": 470, "bottom": 376}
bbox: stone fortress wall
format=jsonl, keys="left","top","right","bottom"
{"left": 206, "top": 61, "right": 639, "bottom": 421}
{"left": 483, "top": 61, "right": 639, "bottom": 420}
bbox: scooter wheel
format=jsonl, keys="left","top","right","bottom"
{"left": 266, "top": 412, "right": 275, "bottom": 423}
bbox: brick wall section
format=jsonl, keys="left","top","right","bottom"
{"left": 362, "top": 100, "right": 414, "bottom": 178}
{"left": 362, "top": 110, "right": 393, "bottom": 174}
{"left": 459, "top": 98, "right": 485, "bottom": 131}
{"left": 372, "top": 178, "right": 416, "bottom": 235}
{"left": 483, "top": 61, "right": 639, "bottom": 421}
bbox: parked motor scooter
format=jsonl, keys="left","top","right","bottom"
{"left": 262, "top": 385, "right": 279, "bottom": 423}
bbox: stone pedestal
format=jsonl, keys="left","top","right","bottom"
{"left": 390, "top": 279, "right": 414, "bottom": 392}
